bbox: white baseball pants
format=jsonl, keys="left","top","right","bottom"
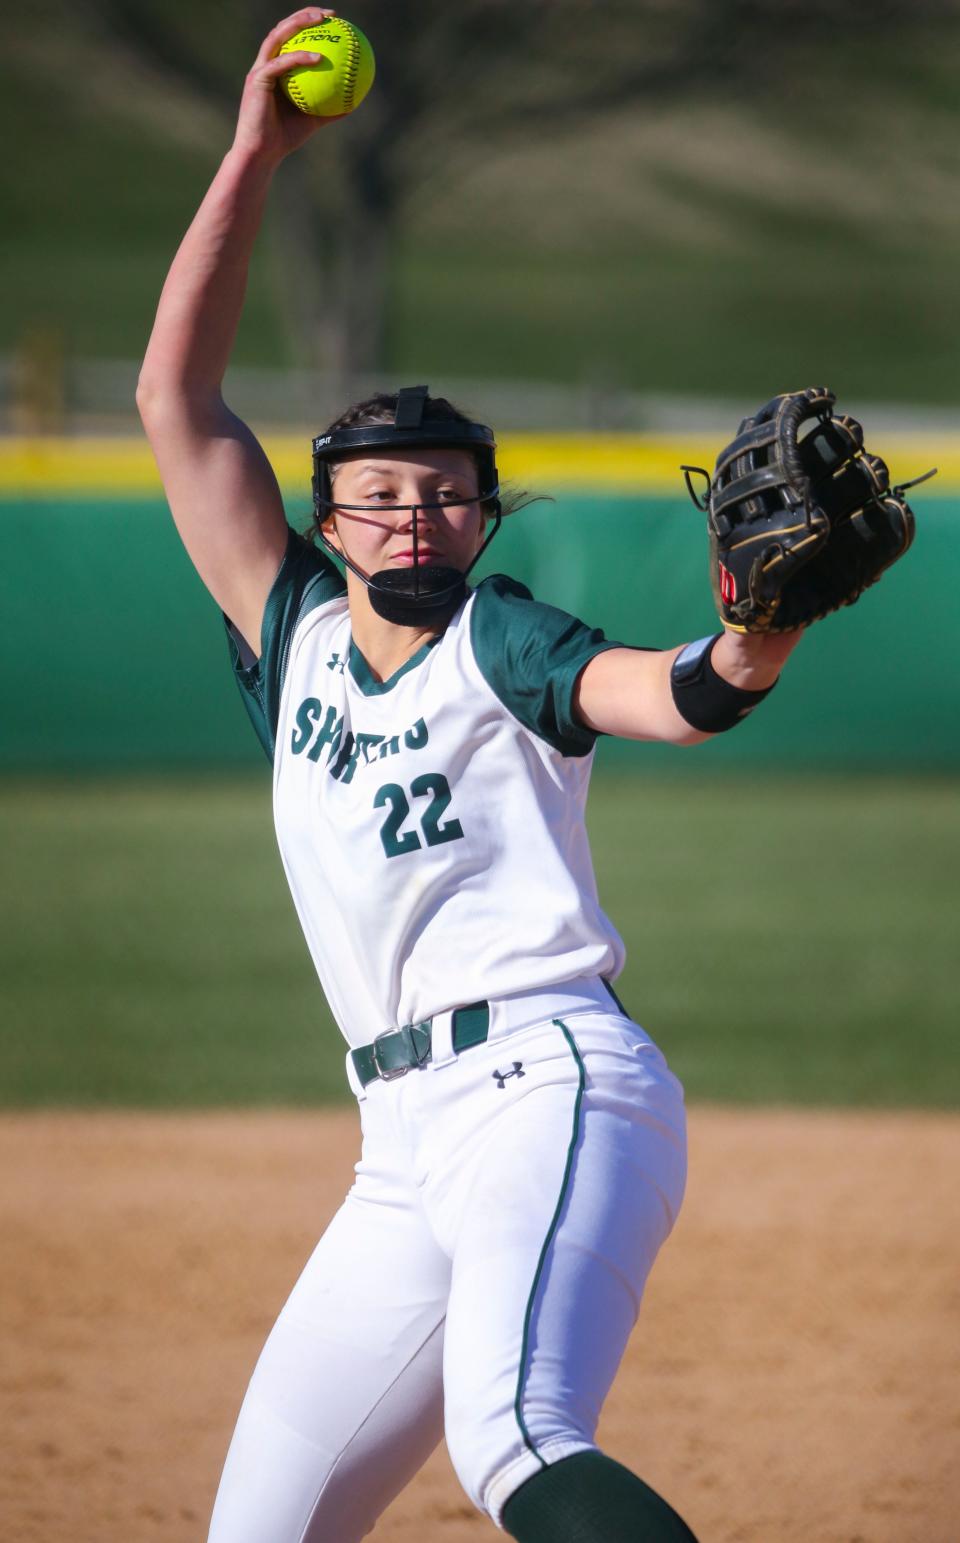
{"left": 207, "top": 980, "right": 687, "bottom": 1541}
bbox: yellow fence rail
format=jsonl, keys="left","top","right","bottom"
{"left": 3, "top": 434, "right": 959, "bottom": 496}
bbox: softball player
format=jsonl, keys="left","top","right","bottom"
{"left": 138, "top": 12, "right": 800, "bottom": 1540}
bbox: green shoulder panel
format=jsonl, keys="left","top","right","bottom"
{"left": 469, "top": 573, "right": 622, "bottom": 757}
{"left": 225, "top": 526, "right": 345, "bottom": 762}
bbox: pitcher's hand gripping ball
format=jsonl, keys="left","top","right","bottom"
{"left": 682, "top": 387, "right": 934, "bottom": 633}
{"left": 279, "top": 18, "right": 375, "bottom": 117}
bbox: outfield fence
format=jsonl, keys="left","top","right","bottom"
{"left": 2, "top": 435, "right": 958, "bottom": 771}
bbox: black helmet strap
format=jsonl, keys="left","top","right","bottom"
{"left": 393, "top": 383, "right": 430, "bottom": 428}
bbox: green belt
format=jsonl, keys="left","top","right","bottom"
{"left": 351, "top": 1001, "right": 490, "bottom": 1088}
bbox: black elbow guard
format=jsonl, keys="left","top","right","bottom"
{"left": 670, "top": 635, "right": 777, "bottom": 733}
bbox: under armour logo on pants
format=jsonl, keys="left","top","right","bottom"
{"left": 492, "top": 1062, "right": 524, "bottom": 1089}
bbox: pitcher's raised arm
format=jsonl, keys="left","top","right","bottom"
{"left": 136, "top": 10, "right": 342, "bottom": 655}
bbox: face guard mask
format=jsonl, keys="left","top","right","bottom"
{"left": 312, "top": 385, "right": 503, "bottom": 627}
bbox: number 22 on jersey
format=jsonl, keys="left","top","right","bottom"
{"left": 373, "top": 773, "right": 464, "bottom": 859}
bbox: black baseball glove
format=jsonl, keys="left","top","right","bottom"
{"left": 682, "top": 387, "right": 934, "bottom": 633}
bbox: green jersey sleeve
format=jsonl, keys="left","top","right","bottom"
{"left": 226, "top": 526, "right": 345, "bottom": 761}
{"left": 469, "top": 573, "right": 623, "bottom": 757}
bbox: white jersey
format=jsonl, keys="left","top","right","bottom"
{"left": 229, "top": 529, "right": 627, "bottom": 1048}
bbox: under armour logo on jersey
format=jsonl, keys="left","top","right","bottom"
{"left": 326, "top": 652, "right": 348, "bottom": 673}
{"left": 492, "top": 1062, "right": 525, "bottom": 1089}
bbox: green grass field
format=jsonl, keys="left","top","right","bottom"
{"left": 1, "top": 775, "right": 955, "bottom": 1109}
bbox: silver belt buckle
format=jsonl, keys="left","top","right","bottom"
{"left": 373, "top": 1030, "right": 409, "bottom": 1082}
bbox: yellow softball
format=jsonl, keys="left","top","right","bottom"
{"left": 278, "top": 19, "right": 375, "bottom": 118}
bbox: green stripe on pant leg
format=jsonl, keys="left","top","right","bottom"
{"left": 513, "top": 1018, "right": 586, "bottom": 1463}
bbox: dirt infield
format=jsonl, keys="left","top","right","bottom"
{"left": 2, "top": 1108, "right": 957, "bottom": 1543}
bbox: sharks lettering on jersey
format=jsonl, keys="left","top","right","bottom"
{"left": 290, "top": 696, "right": 429, "bottom": 782}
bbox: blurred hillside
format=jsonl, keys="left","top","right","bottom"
{"left": 2, "top": 0, "right": 959, "bottom": 422}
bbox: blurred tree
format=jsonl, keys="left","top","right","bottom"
{"left": 72, "top": 0, "right": 955, "bottom": 393}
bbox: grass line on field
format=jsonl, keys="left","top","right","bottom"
{"left": 0, "top": 774, "right": 956, "bottom": 1110}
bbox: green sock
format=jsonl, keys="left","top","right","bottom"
{"left": 501, "top": 1450, "right": 699, "bottom": 1542}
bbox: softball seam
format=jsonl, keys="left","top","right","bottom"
{"left": 341, "top": 24, "right": 360, "bottom": 111}
{"left": 285, "top": 74, "right": 310, "bottom": 112}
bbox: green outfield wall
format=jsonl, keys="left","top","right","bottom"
{"left": 3, "top": 486, "right": 957, "bottom": 771}
{"left": 2, "top": 427, "right": 957, "bottom": 772}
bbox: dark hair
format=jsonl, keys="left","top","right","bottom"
{"left": 302, "top": 390, "right": 540, "bottom": 541}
